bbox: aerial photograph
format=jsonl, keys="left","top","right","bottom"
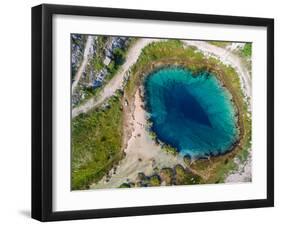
{"left": 71, "top": 34, "right": 252, "bottom": 190}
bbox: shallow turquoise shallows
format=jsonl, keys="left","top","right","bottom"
{"left": 144, "top": 67, "right": 238, "bottom": 159}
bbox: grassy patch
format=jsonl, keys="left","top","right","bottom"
{"left": 74, "top": 38, "right": 137, "bottom": 108}
{"left": 72, "top": 38, "right": 251, "bottom": 190}
{"left": 125, "top": 40, "right": 205, "bottom": 97}
{"left": 149, "top": 175, "right": 161, "bottom": 186}
{"left": 214, "top": 159, "right": 238, "bottom": 183}
{"left": 127, "top": 165, "right": 202, "bottom": 188}
{"left": 186, "top": 57, "right": 252, "bottom": 183}
{"left": 124, "top": 39, "right": 252, "bottom": 185}
{"left": 207, "top": 41, "right": 231, "bottom": 48}
{"left": 71, "top": 95, "right": 123, "bottom": 190}
{"left": 162, "top": 143, "right": 178, "bottom": 156}
{"left": 241, "top": 43, "right": 252, "bottom": 57}
{"left": 159, "top": 168, "right": 174, "bottom": 185}
{"left": 91, "top": 57, "right": 104, "bottom": 71}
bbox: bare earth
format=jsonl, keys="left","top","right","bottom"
{"left": 73, "top": 39, "right": 251, "bottom": 118}
{"left": 183, "top": 40, "right": 252, "bottom": 109}
{"left": 72, "top": 38, "right": 159, "bottom": 118}
{"left": 72, "top": 38, "right": 252, "bottom": 188}
{"left": 90, "top": 90, "right": 185, "bottom": 189}
{"left": 225, "top": 151, "right": 252, "bottom": 183}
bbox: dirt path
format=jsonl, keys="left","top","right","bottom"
{"left": 183, "top": 41, "right": 252, "bottom": 183}
{"left": 71, "top": 35, "right": 93, "bottom": 95}
{"left": 183, "top": 40, "right": 251, "bottom": 107}
{"left": 73, "top": 39, "right": 251, "bottom": 118}
{"left": 72, "top": 39, "right": 253, "bottom": 188}
{"left": 72, "top": 38, "right": 159, "bottom": 118}
{"left": 90, "top": 90, "right": 185, "bottom": 189}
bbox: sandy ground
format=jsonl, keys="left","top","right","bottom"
{"left": 71, "top": 35, "right": 93, "bottom": 94}
{"left": 73, "top": 39, "right": 252, "bottom": 118}
{"left": 73, "top": 39, "right": 252, "bottom": 187}
{"left": 90, "top": 90, "right": 185, "bottom": 189}
{"left": 72, "top": 38, "right": 159, "bottom": 118}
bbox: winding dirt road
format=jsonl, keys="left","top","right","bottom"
{"left": 183, "top": 40, "right": 251, "bottom": 102}
{"left": 72, "top": 39, "right": 251, "bottom": 117}
{"left": 72, "top": 38, "right": 158, "bottom": 118}
{"left": 72, "top": 38, "right": 252, "bottom": 187}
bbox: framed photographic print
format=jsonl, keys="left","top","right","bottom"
{"left": 31, "top": 4, "right": 274, "bottom": 221}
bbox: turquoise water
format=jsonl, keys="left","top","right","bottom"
{"left": 144, "top": 67, "right": 238, "bottom": 159}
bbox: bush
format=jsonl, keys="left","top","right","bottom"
{"left": 242, "top": 43, "right": 252, "bottom": 57}
{"left": 119, "top": 183, "right": 130, "bottom": 188}
{"left": 71, "top": 95, "right": 123, "bottom": 190}
{"left": 149, "top": 175, "right": 161, "bottom": 186}
{"left": 174, "top": 165, "right": 186, "bottom": 184}
{"left": 113, "top": 48, "right": 125, "bottom": 65}
{"left": 160, "top": 168, "right": 173, "bottom": 185}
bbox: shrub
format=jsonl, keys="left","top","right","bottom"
{"left": 149, "top": 175, "right": 161, "bottom": 186}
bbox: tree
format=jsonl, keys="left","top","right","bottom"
{"left": 113, "top": 48, "right": 125, "bottom": 65}
{"left": 149, "top": 175, "right": 161, "bottom": 186}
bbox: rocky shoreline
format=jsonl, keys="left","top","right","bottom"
{"left": 88, "top": 39, "right": 252, "bottom": 189}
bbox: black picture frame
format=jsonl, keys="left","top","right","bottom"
{"left": 32, "top": 3, "right": 274, "bottom": 222}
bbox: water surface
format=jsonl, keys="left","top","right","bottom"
{"left": 145, "top": 67, "right": 238, "bottom": 158}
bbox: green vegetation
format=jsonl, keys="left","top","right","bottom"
{"left": 162, "top": 144, "right": 178, "bottom": 156}
{"left": 208, "top": 41, "right": 231, "bottom": 48}
{"left": 214, "top": 159, "right": 238, "bottom": 183}
{"left": 174, "top": 165, "right": 202, "bottom": 185}
{"left": 124, "top": 164, "right": 202, "bottom": 188}
{"left": 133, "top": 40, "right": 204, "bottom": 72}
{"left": 71, "top": 94, "right": 123, "bottom": 190}
{"left": 159, "top": 168, "right": 174, "bottom": 185}
{"left": 105, "top": 48, "right": 126, "bottom": 78}
{"left": 97, "top": 39, "right": 107, "bottom": 54}
{"left": 239, "top": 43, "right": 252, "bottom": 77}
{"left": 119, "top": 183, "right": 131, "bottom": 188}
{"left": 174, "top": 165, "right": 186, "bottom": 184}
{"left": 148, "top": 130, "right": 157, "bottom": 141}
{"left": 113, "top": 48, "right": 126, "bottom": 65}
{"left": 91, "top": 57, "right": 104, "bottom": 71}
{"left": 125, "top": 40, "right": 205, "bottom": 96}
{"left": 186, "top": 56, "right": 252, "bottom": 183}
{"left": 90, "top": 36, "right": 107, "bottom": 72}
{"left": 72, "top": 38, "right": 251, "bottom": 190}
{"left": 74, "top": 38, "right": 137, "bottom": 108}
{"left": 241, "top": 43, "right": 252, "bottom": 57}
{"left": 148, "top": 125, "right": 179, "bottom": 156}
{"left": 237, "top": 114, "right": 251, "bottom": 162}
{"left": 149, "top": 175, "right": 161, "bottom": 186}
{"left": 124, "top": 39, "right": 252, "bottom": 185}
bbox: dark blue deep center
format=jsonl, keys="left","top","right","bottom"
{"left": 163, "top": 81, "right": 212, "bottom": 127}
{"left": 145, "top": 67, "right": 238, "bottom": 159}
